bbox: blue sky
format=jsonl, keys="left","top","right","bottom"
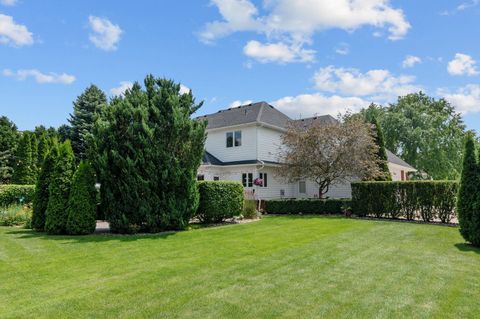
{"left": 1, "top": 0, "right": 480, "bottom": 131}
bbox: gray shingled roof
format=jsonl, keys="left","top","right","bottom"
{"left": 197, "top": 101, "right": 292, "bottom": 129}
{"left": 292, "top": 115, "right": 339, "bottom": 128}
{"left": 202, "top": 151, "right": 280, "bottom": 166}
{"left": 386, "top": 150, "right": 415, "bottom": 170}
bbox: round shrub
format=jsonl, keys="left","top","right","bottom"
{"left": 196, "top": 181, "right": 244, "bottom": 223}
{"left": 66, "top": 161, "right": 97, "bottom": 235}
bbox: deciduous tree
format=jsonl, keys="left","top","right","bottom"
{"left": 277, "top": 117, "right": 381, "bottom": 198}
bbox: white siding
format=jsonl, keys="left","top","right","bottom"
{"left": 256, "top": 126, "right": 284, "bottom": 162}
{"left": 205, "top": 125, "right": 257, "bottom": 162}
{"left": 388, "top": 162, "right": 416, "bottom": 181}
{"left": 198, "top": 164, "right": 295, "bottom": 200}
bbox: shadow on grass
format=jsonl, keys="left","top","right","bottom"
{"left": 5, "top": 228, "right": 177, "bottom": 243}
{"left": 455, "top": 243, "right": 480, "bottom": 254}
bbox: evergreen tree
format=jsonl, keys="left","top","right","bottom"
{"left": 57, "top": 124, "right": 72, "bottom": 143}
{"left": 36, "top": 133, "right": 50, "bottom": 169}
{"left": 29, "top": 133, "right": 39, "bottom": 179}
{"left": 95, "top": 75, "right": 206, "bottom": 233}
{"left": 12, "top": 133, "right": 36, "bottom": 184}
{"left": 68, "top": 85, "right": 107, "bottom": 160}
{"left": 457, "top": 133, "right": 478, "bottom": 243}
{"left": 44, "top": 141, "right": 76, "bottom": 234}
{"left": 66, "top": 161, "right": 97, "bottom": 235}
{"left": 32, "top": 141, "right": 59, "bottom": 231}
{"left": 0, "top": 150, "right": 13, "bottom": 183}
{"left": 370, "top": 116, "right": 392, "bottom": 181}
{"left": 0, "top": 116, "right": 19, "bottom": 184}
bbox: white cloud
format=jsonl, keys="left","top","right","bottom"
{"left": 199, "top": 0, "right": 263, "bottom": 44}
{"left": 243, "top": 40, "right": 315, "bottom": 63}
{"left": 88, "top": 16, "right": 123, "bottom": 51}
{"left": 3, "top": 68, "right": 75, "bottom": 84}
{"left": 457, "top": 0, "right": 479, "bottom": 11}
{"left": 0, "top": 0, "right": 18, "bottom": 6}
{"left": 438, "top": 84, "right": 480, "bottom": 113}
{"left": 110, "top": 81, "right": 133, "bottom": 96}
{"left": 447, "top": 53, "right": 478, "bottom": 76}
{"left": 200, "top": 0, "right": 410, "bottom": 63}
{"left": 179, "top": 84, "right": 190, "bottom": 94}
{"left": 402, "top": 55, "right": 421, "bottom": 68}
{"left": 0, "top": 14, "right": 33, "bottom": 47}
{"left": 313, "top": 65, "right": 421, "bottom": 98}
{"left": 335, "top": 43, "right": 350, "bottom": 55}
{"left": 228, "top": 100, "right": 253, "bottom": 108}
{"left": 272, "top": 93, "right": 370, "bottom": 119}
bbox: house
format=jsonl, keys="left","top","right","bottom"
{"left": 197, "top": 102, "right": 416, "bottom": 199}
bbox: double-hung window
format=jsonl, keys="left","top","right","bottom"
{"left": 226, "top": 131, "right": 242, "bottom": 148}
{"left": 259, "top": 173, "right": 268, "bottom": 187}
{"left": 242, "top": 173, "right": 253, "bottom": 187}
{"left": 299, "top": 181, "right": 306, "bottom": 194}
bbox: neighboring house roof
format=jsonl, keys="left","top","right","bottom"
{"left": 293, "top": 115, "right": 338, "bottom": 127}
{"left": 202, "top": 151, "right": 280, "bottom": 166}
{"left": 386, "top": 150, "right": 416, "bottom": 170}
{"left": 197, "top": 101, "right": 292, "bottom": 129}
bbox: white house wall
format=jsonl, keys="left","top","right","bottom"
{"left": 205, "top": 125, "right": 257, "bottom": 162}
{"left": 256, "top": 126, "right": 284, "bottom": 162}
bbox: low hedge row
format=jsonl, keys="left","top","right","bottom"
{"left": 0, "top": 185, "right": 35, "bottom": 207}
{"left": 351, "top": 181, "right": 458, "bottom": 223}
{"left": 197, "top": 181, "right": 244, "bottom": 223}
{"left": 264, "top": 199, "right": 351, "bottom": 215}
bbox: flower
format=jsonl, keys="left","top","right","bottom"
{"left": 254, "top": 178, "right": 263, "bottom": 186}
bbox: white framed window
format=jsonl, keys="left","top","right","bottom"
{"left": 299, "top": 181, "right": 306, "bottom": 194}
{"left": 242, "top": 173, "right": 253, "bottom": 187}
{"left": 234, "top": 131, "right": 242, "bottom": 146}
{"left": 259, "top": 173, "right": 268, "bottom": 187}
{"left": 226, "top": 131, "right": 242, "bottom": 148}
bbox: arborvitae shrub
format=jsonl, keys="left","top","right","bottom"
{"left": 457, "top": 134, "right": 478, "bottom": 243}
{"left": 352, "top": 181, "right": 458, "bottom": 222}
{"left": 12, "top": 133, "right": 36, "bottom": 184}
{"left": 66, "top": 161, "right": 97, "bottom": 235}
{"left": 44, "top": 141, "right": 76, "bottom": 234}
{"left": 196, "top": 181, "right": 244, "bottom": 223}
{"left": 32, "top": 143, "right": 59, "bottom": 231}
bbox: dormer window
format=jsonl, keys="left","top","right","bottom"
{"left": 226, "top": 130, "right": 242, "bottom": 148}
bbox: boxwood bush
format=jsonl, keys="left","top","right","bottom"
{"left": 0, "top": 185, "right": 35, "bottom": 207}
{"left": 264, "top": 199, "right": 351, "bottom": 215}
{"left": 196, "top": 181, "right": 244, "bottom": 223}
{"left": 352, "top": 181, "right": 458, "bottom": 222}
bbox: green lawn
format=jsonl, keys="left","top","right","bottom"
{"left": 1, "top": 216, "right": 480, "bottom": 319}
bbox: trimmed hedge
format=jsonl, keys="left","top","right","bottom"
{"left": 264, "top": 199, "right": 351, "bottom": 215}
{"left": 0, "top": 185, "right": 35, "bottom": 207}
{"left": 196, "top": 181, "right": 244, "bottom": 223}
{"left": 352, "top": 181, "right": 458, "bottom": 223}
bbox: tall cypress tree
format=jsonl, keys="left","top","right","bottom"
{"left": 0, "top": 116, "right": 19, "bottom": 184}
{"left": 95, "top": 76, "right": 206, "bottom": 233}
{"left": 32, "top": 140, "right": 59, "bottom": 231}
{"left": 44, "top": 140, "right": 76, "bottom": 234}
{"left": 68, "top": 85, "right": 107, "bottom": 160}
{"left": 457, "top": 133, "right": 478, "bottom": 243}
{"left": 12, "top": 133, "right": 36, "bottom": 184}
{"left": 371, "top": 116, "right": 392, "bottom": 181}
{"left": 66, "top": 161, "right": 97, "bottom": 235}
